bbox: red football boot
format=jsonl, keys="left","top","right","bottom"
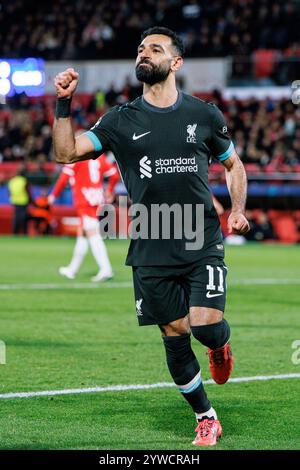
{"left": 193, "top": 418, "right": 222, "bottom": 446}
{"left": 208, "top": 342, "right": 233, "bottom": 384}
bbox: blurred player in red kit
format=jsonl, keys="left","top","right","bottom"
{"left": 49, "top": 155, "right": 119, "bottom": 282}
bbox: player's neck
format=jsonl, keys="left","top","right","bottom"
{"left": 143, "top": 80, "right": 178, "bottom": 109}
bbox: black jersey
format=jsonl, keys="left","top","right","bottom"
{"left": 85, "top": 91, "right": 233, "bottom": 266}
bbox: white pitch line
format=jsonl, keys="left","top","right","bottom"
{"left": 0, "top": 373, "right": 299, "bottom": 400}
{"left": 0, "top": 282, "right": 133, "bottom": 290}
{"left": 232, "top": 279, "right": 300, "bottom": 285}
{"left": 0, "top": 279, "right": 300, "bottom": 290}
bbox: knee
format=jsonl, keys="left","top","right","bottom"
{"left": 162, "top": 333, "right": 196, "bottom": 377}
{"left": 159, "top": 316, "right": 190, "bottom": 337}
{"left": 190, "top": 307, "right": 223, "bottom": 325}
{"left": 191, "top": 319, "right": 231, "bottom": 350}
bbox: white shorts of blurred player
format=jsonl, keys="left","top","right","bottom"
{"left": 81, "top": 214, "right": 99, "bottom": 233}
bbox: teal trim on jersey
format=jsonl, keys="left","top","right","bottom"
{"left": 178, "top": 377, "right": 202, "bottom": 394}
{"left": 217, "top": 141, "right": 234, "bottom": 161}
{"left": 84, "top": 131, "right": 102, "bottom": 152}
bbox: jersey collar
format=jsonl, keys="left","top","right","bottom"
{"left": 141, "top": 90, "right": 182, "bottom": 113}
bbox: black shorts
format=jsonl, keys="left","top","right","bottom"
{"left": 132, "top": 256, "right": 227, "bottom": 326}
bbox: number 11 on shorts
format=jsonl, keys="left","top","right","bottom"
{"left": 206, "top": 265, "right": 225, "bottom": 292}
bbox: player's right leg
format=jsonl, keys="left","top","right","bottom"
{"left": 160, "top": 319, "right": 221, "bottom": 446}
{"left": 59, "top": 225, "right": 88, "bottom": 279}
{"left": 82, "top": 215, "right": 113, "bottom": 282}
{"left": 132, "top": 265, "right": 221, "bottom": 446}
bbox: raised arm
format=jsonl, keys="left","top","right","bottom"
{"left": 222, "top": 149, "right": 250, "bottom": 234}
{"left": 53, "top": 68, "right": 95, "bottom": 163}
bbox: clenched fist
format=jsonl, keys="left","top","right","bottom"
{"left": 54, "top": 68, "right": 79, "bottom": 99}
{"left": 227, "top": 211, "right": 250, "bottom": 235}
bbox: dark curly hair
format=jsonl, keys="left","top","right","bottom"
{"left": 140, "top": 27, "right": 185, "bottom": 57}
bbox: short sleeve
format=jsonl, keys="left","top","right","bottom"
{"left": 207, "top": 104, "right": 234, "bottom": 162}
{"left": 83, "top": 106, "right": 119, "bottom": 155}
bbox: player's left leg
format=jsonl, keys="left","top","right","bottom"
{"left": 186, "top": 259, "right": 233, "bottom": 385}
{"left": 83, "top": 215, "right": 113, "bottom": 282}
{"left": 190, "top": 307, "right": 233, "bottom": 385}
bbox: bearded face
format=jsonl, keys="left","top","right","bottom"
{"left": 135, "top": 58, "right": 172, "bottom": 85}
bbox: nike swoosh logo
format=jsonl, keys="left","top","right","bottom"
{"left": 132, "top": 131, "right": 151, "bottom": 140}
{"left": 206, "top": 291, "right": 223, "bottom": 298}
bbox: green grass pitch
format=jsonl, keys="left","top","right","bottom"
{"left": 0, "top": 236, "right": 299, "bottom": 450}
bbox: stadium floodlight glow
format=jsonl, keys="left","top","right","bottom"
{"left": 0, "top": 61, "right": 10, "bottom": 79}
{"left": 12, "top": 70, "right": 43, "bottom": 87}
{"left": 0, "top": 78, "right": 10, "bottom": 96}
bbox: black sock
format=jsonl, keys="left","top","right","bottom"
{"left": 191, "top": 319, "right": 230, "bottom": 350}
{"left": 162, "top": 333, "right": 210, "bottom": 413}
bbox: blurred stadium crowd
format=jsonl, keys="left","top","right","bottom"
{"left": 0, "top": 0, "right": 299, "bottom": 242}
{"left": 1, "top": 87, "right": 299, "bottom": 175}
{"left": 0, "top": 0, "right": 299, "bottom": 60}
{"left": 0, "top": 0, "right": 299, "bottom": 171}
